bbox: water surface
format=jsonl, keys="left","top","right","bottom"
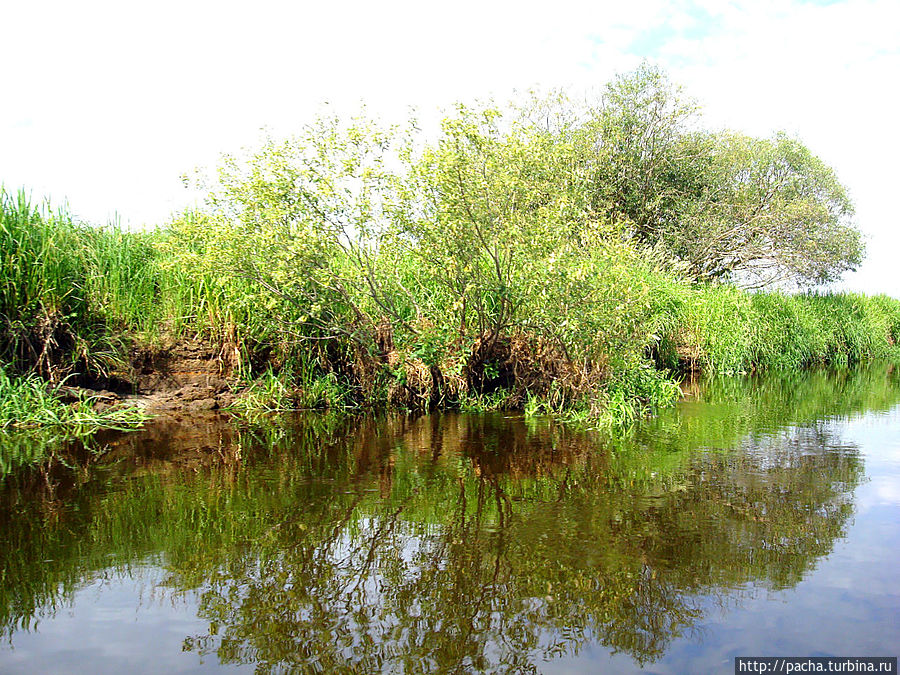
{"left": 1, "top": 366, "right": 899, "bottom": 673}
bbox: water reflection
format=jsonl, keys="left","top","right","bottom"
{"left": 1, "top": 364, "right": 898, "bottom": 672}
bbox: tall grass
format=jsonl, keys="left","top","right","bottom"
{"left": 0, "top": 188, "right": 160, "bottom": 376}
{"left": 78, "top": 225, "right": 164, "bottom": 332}
{"left": 664, "top": 287, "right": 900, "bottom": 374}
{"left": 0, "top": 190, "right": 87, "bottom": 321}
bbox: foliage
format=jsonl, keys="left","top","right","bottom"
{"left": 0, "top": 366, "right": 147, "bottom": 433}
{"left": 670, "top": 132, "right": 862, "bottom": 286}
{"left": 583, "top": 63, "right": 706, "bottom": 243}
{"left": 166, "top": 117, "right": 403, "bottom": 348}
{"left": 167, "top": 105, "right": 687, "bottom": 420}
{"left": 227, "top": 365, "right": 351, "bottom": 417}
{"left": 0, "top": 187, "right": 172, "bottom": 381}
{"left": 664, "top": 289, "right": 900, "bottom": 374}
{"left": 398, "top": 101, "right": 587, "bottom": 341}
{"left": 581, "top": 64, "right": 864, "bottom": 286}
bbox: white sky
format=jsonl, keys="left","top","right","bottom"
{"left": 2, "top": 0, "right": 897, "bottom": 295}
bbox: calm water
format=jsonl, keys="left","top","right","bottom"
{"left": 1, "top": 366, "right": 899, "bottom": 673}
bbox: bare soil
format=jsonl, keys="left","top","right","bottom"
{"left": 48, "top": 337, "right": 239, "bottom": 419}
{"left": 122, "top": 338, "right": 237, "bottom": 416}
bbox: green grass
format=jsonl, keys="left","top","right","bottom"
{"left": 664, "top": 287, "right": 900, "bottom": 374}
{"left": 0, "top": 367, "right": 147, "bottom": 433}
{"left": 0, "top": 188, "right": 162, "bottom": 379}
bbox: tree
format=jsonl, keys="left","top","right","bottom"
{"left": 397, "top": 102, "right": 679, "bottom": 407}
{"left": 669, "top": 131, "right": 864, "bottom": 286}
{"left": 584, "top": 63, "right": 707, "bottom": 244}
{"left": 583, "top": 65, "right": 865, "bottom": 287}
{"left": 168, "top": 115, "right": 408, "bottom": 349}
{"left": 398, "top": 103, "right": 588, "bottom": 342}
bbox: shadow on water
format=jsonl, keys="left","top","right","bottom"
{"left": 0, "top": 363, "right": 898, "bottom": 672}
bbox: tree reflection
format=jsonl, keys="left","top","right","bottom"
{"left": 169, "top": 414, "right": 863, "bottom": 672}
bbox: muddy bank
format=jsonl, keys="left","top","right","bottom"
{"left": 55, "top": 339, "right": 240, "bottom": 420}
{"left": 124, "top": 339, "right": 237, "bottom": 416}
{"left": 43, "top": 329, "right": 703, "bottom": 422}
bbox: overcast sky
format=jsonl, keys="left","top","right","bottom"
{"left": 2, "top": 0, "right": 897, "bottom": 295}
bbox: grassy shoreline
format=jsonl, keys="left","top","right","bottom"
{"left": 1, "top": 186, "right": 898, "bottom": 435}
{"left": 6, "top": 72, "right": 895, "bottom": 432}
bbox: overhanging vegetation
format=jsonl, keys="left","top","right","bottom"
{"left": 0, "top": 67, "right": 897, "bottom": 429}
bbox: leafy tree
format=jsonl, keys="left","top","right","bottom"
{"left": 398, "top": 103, "right": 588, "bottom": 341}
{"left": 167, "top": 115, "right": 409, "bottom": 350}
{"left": 669, "top": 131, "right": 863, "bottom": 286}
{"left": 582, "top": 64, "right": 864, "bottom": 287}
{"left": 584, "top": 64, "right": 708, "bottom": 244}
{"left": 398, "top": 103, "right": 679, "bottom": 406}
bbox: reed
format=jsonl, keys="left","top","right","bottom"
{"left": 665, "top": 287, "right": 900, "bottom": 374}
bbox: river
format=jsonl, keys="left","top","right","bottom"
{"left": 1, "top": 365, "right": 898, "bottom": 673}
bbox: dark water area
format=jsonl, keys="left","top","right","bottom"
{"left": 1, "top": 366, "right": 899, "bottom": 673}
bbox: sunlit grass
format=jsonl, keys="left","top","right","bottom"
{"left": 665, "top": 287, "right": 900, "bottom": 374}
{"left": 0, "top": 367, "right": 147, "bottom": 432}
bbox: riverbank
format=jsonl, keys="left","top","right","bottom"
{"left": 1, "top": 185, "right": 899, "bottom": 435}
